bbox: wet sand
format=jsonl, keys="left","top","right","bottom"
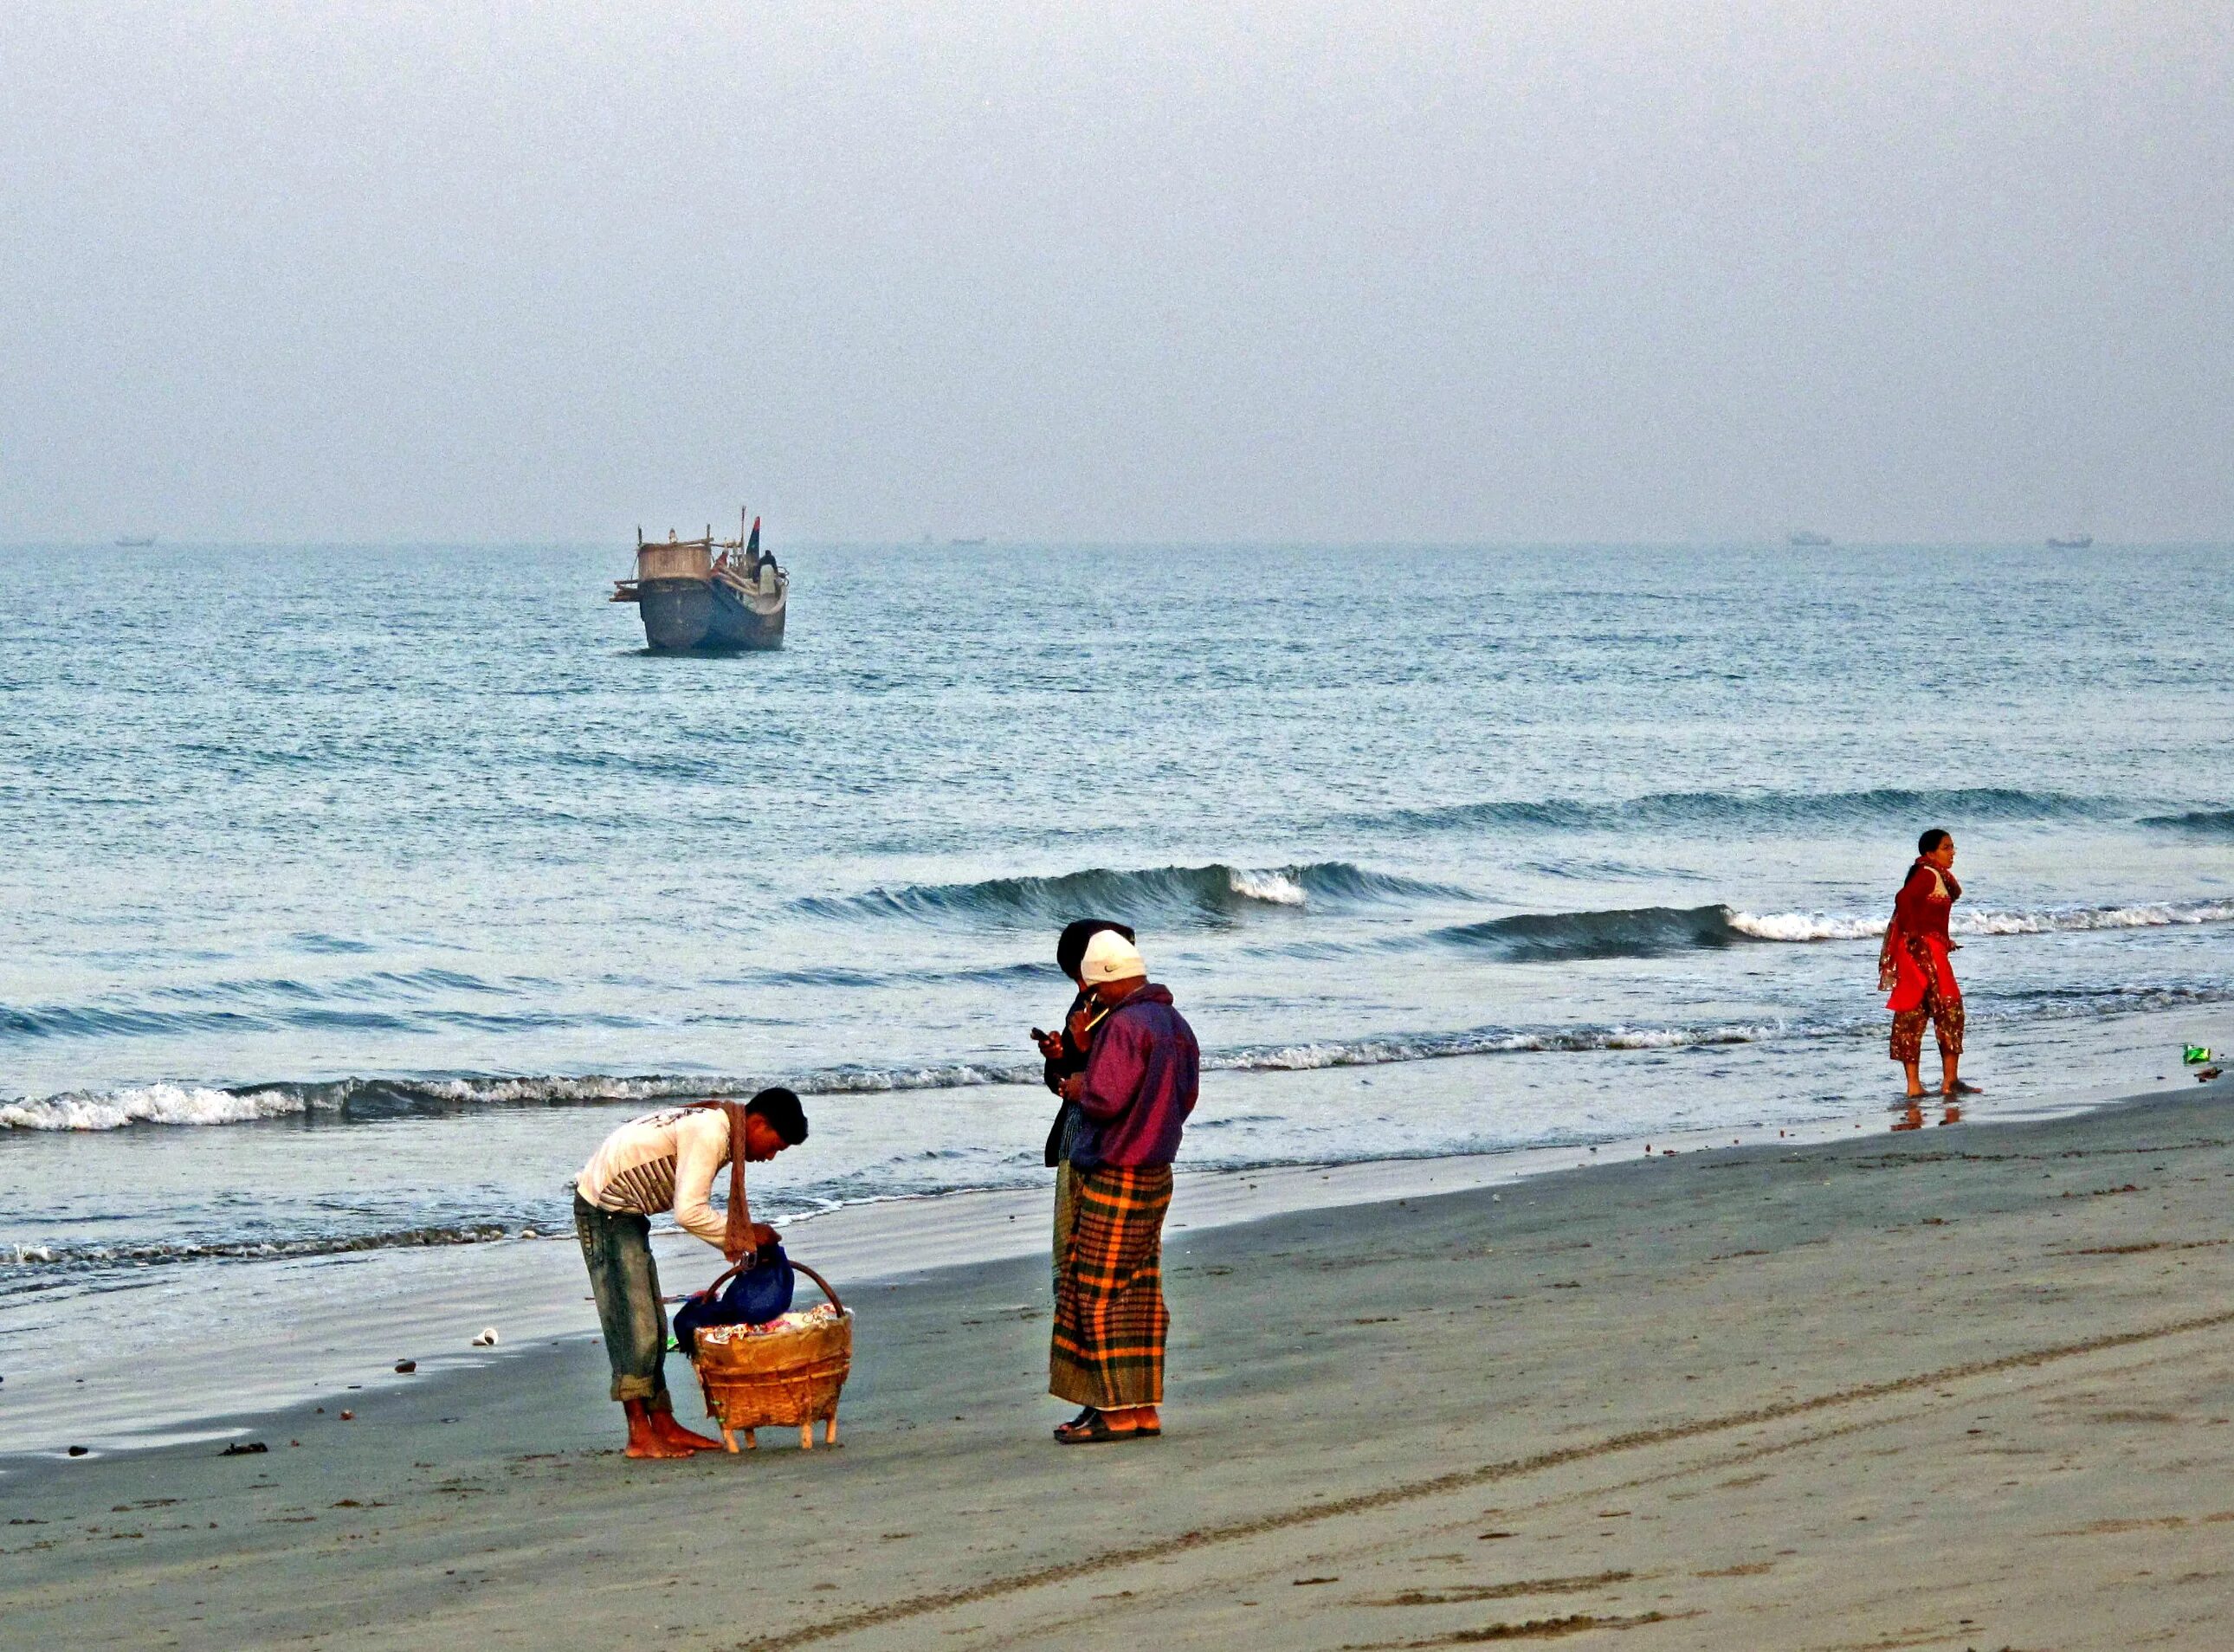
{"left": 9, "top": 1078, "right": 2234, "bottom": 1650}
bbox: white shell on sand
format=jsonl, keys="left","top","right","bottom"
{"left": 471, "top": 1327, "right": 500, "bottom": 1347}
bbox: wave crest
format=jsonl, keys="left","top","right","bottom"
{"left": 1417, "top": 896, "right": 2234, "bottom": 960}
{"left": 1217, "top": 1020, "right": 1781, "bottom": 1069}
{"left": 1362, "top": 785, "right": 2117, "bottom": 836}
{"left": 797, "top": 861, "right": 1462, "bottom": 926}
{"left": 0, "top": 1084, "right": 316, "bottom": 1132}
{"left": 1726, "top": 899, "right": 2234, "bottom": 944}
{"left": 2140, "top": 810, "right": 2234, "bottom": 836}
{"left": 0, "top": 1065, "right": 1047, "bottom": 1133}
{"left": 1430, "top": 904, "right": 1742, "bottom": 961}
{"left": 4, "top": 1223, "right": 531, "bottom": 1272}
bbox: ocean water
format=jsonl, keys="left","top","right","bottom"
{"left": 3, "top": 541, "right": 2231, "bottom": 1320}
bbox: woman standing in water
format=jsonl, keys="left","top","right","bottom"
{"left": 1881, "top": 828, "right": 1978, "bottom": 1112}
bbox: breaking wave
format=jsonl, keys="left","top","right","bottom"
{"left": 10, "top": 948, "right": 2234, "bottom": 1136}
{"left": 4, "top": 1223, "right": 538, "bottom": 1275}
{"left": 1215, "top": 1020, "right": 1786, "bottom": 1070}
{"left": 1726, "top": 899, "right": 2234, "bottom": 944}
{"left": 1354, "top": 785, "right": 2122, "bottom": 836}
{"left": 1430, "top": 904, "right": 1746, "bottom": 961}
{"left": 1421, "top": 898, "right": 2234, "bottom": 960}
{"left": 0, "top": 1084, "right": 323, "bottom": 1132}
{"left": 0, "top": 1020, "right": 1788, "bottom": 1133}
{"left": 0, "top": 1066, "right": 1049, "bottom": 1133}
{"left": 796, "top": 861, "right": 1465, "bottom": 926}
{"left": 2141, "top": 810, "right": 2234, "bottom": 836}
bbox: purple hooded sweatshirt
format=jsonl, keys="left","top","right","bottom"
{"left": 1071, "top": 983, "right": 1199, "bottom": 1170}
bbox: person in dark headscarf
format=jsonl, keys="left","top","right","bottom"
{"left": 1034, "top": 919, "right": 1136, "bottom": 1295}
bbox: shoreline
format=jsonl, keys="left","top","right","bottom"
{"left": 3, "top": 1053, "right": 2223, "bottom": 1462}
{"left": 6, "top": 1074, "right": 2234, "bottom": 1649}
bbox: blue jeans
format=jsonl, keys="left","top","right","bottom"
{"left": 574, "top": 1191, "right": 672, "bottom": 1409}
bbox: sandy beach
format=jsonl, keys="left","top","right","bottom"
{"left": 3, "top": 1077, "right": 2230, "bottom": 1649}
{"left": 10, "top": 10, "right": 2231, "bottom": 1648}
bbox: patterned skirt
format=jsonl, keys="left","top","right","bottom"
{"left": 1050, "top": 1165, "right": 1172, "bottom": 1410}
{"left": 1889, "top": 935, "right": 1964, "bottom": 1062}
{"left": 1890, "top": 985, "right": 1965, "bottom": 1062}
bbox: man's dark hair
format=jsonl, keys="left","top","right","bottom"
{"left": 1056, "top": 919, "right": 1136, "bottom": 983}
{"left": 746, "top": 1086, "right": 809, "bottom": 1145}
{"left": 1917, "top": 828, "right": 1950, "bottom": 855}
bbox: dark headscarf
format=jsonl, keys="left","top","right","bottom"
{"left": 1056, "top": 919, "right": 1136, "bottom": 984}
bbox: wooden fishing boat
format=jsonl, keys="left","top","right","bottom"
{"left": 610, "top": 510, "right": 787, "bottom": 651}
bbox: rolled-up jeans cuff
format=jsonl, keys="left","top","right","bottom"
{"left": 578, "top": 1191, "right": 670, "bottom": 1408}
{"left": 611, "top": 1375, "right": 670, "bottom": 1405}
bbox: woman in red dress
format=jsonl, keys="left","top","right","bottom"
{"left": 1880, "top": 828, "right": 1977, "bottom": 1107}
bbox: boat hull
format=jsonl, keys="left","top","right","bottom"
{"left": 638, "top": 578, "right": 786, "bottom": 652}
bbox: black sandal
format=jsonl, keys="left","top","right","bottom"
{"left": 1054, "top": 1410, "right": 1143, "bottom": 1445}
{"left": 1052, "top": 1407, "right": 1096, "bottom": 1439}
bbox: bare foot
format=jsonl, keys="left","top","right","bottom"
{"left": 624, "top": 1434, "right": 701, "bottom": 1459}
{"left": 651, "top": 1415, "right": 725, "bottom": 1452}
{"left": 622, "top": 1398, "right": 717, "bottom": 1457}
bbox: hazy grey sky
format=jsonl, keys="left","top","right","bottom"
{"left": 3, "top": 3, "right": 2228, "bottom": 544}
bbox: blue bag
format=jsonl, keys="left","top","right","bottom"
{"left": 673, "top": 1244, "right": 797, "bottom": 1358}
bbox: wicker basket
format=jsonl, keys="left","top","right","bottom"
{"left": 689, "top": 1260, "right": 852, "bottom": 1451}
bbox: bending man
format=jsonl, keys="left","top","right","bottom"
{"left": 574, "top": 1087, "right": 810, "bottom": 1457}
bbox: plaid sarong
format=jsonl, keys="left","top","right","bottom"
{"left": 1049, "top": 1165, "right": 1172, "bottom": 1409}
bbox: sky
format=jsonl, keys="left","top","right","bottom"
{"left": 1, "top": 2, "right": 2228, "bottom": 545}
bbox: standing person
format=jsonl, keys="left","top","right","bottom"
{"left": 1049, "top": 930, "right": 1198, "bottom": 1444}
{"left": 1033, "top": 919, "right": 1137, "bottom": 1296}
{"left": 573, "top": 1087, "right": 810, "bottom": 1458}
{"left": 1880, "top": 829, "right": 1977, "bottom": 1113}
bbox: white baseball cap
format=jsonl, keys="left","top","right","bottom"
{"left": 1079, "top": 929, "right": 1146, "bottom": 984}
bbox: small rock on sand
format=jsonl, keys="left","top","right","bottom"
{"left": 220, "top": 1442, "right": 268, "bottom": 1456}
{"left": 394, "top": 1359, "right": 417, "bottom": 1373}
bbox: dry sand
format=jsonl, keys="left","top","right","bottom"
{"left": 8, "top": 1079, "right": 2234, "bottom": 1650}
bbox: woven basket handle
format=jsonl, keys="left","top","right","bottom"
{"left": 791, "top": 1260, "right": 844, "bottom": 1315}
{"left": 694, "top": 1255, "right": 844, "bottom": 1316}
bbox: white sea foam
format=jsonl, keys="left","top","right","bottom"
{"left": 1958, "top": 900, "right": 2234, "bottom": 935}
{"left": 1227, "top": 867, "right": 1309, "bottom": 906}
{"left": 1727, "top": 910, "right": 1886, "bottom": 942}
{"left": 408, "top": 1073, "right": 708, "bottom": 1107}
{"left": 1216, "top": 1021, "right": 1781, "bottom": 1071}
{"left": 0, "top": 1083, "right": 311, "bottom": 1133}
{"left": 1727, "top": 899, "right": 2234, "bottom": 945}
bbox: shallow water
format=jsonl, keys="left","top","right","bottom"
{"left": 2, "top": 540, "right": 2231, "bottom": 1307}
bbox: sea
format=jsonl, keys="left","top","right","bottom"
{"left": 3, "top": 540, "right": 2231, "bottom": 1345}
